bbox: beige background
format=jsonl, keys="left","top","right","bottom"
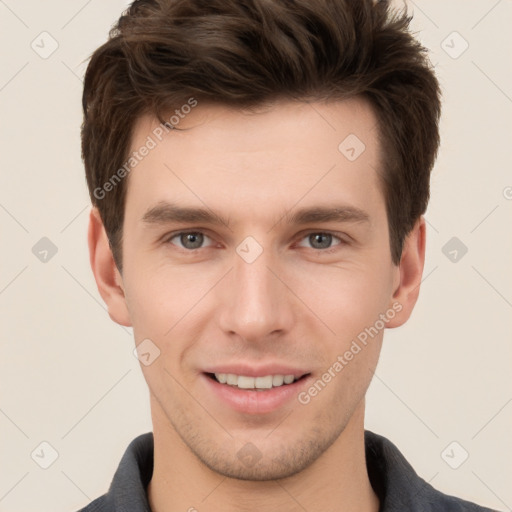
{"left": 1, "top": 1, "right": 511, "bottom": 511}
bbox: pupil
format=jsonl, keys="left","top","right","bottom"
{"left": 182, "top": 232, "right": 203, "bottom": 249}
{"left": 311, "top": 233, "right": 331, "bottom": 249}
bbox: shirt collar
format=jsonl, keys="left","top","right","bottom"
{"left": 92, "top": 430, "right": 490, "bottom": 512}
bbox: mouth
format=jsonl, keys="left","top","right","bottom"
{"left": 201, "top": 364, "right": 313, "bottom": 414}
{"left": 205, "top": 372, "right": 310, "bottom": 391}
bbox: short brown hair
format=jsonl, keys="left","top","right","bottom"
{"left": 82, "top": 0, "right": 441, "bottom": 270}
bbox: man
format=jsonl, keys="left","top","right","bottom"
{"left": 78, "top": 0, "right": 498, "bottom": 511}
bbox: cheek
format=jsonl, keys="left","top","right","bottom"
{"left": 290, "top": 260, "right": 394, "bottom": 340}
{"left": 123, "top": 266, "right": 209, "bottom": 396}
{"left": 123, "top": 260, "right": 221, "bottom": 350}
{"left": 295, "top": 266, "right": 387, "bottom": 411}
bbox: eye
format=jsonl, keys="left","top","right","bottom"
{"left": 296, "top": 232, "right": 345, "bottom": 252}
{"left": 164, "top": 230, "right": 346, "bottom": 253}
{"left": 166, "top": 231, "right": 214, "bottom": 250}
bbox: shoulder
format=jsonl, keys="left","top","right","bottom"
{"left": 364, "top": 430, "right": 500, "bottom": 512}
{"left": 72, "top": 432, "right": 154, "bottom": 512}
{"left": 404, "top": 481, "right": 500, "bottom": 512}
{"left": 74, "top": 495, "right": 109, "bottom": 512}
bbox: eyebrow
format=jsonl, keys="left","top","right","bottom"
{"left": 142, "top": 202, "right": 232, "bottom": 228}
{"left": 284, "top": 205, "right": 370, "bottom": 226}
{"left": 141, "top": 201, "right": 370, "bottom": 229}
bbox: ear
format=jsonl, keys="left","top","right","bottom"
{"left": 88, "top": 207, "right": 132, "bottom": 327}
{"left": 386, "top": 216, "right": 426, "bottom": 328}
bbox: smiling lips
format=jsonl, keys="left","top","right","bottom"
{"left": 203, "top": 363, "right": 310, "bottom": 393}
{"left": 213, "top": 373, "right": 300, "bottom": 390}
{"left": 203, "top": 369, "right": 312, "bottom": 414}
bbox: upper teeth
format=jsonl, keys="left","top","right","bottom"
{"left": 214, "top": 373, "right": 297, "bottom": 389}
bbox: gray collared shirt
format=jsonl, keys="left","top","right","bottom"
{"left": 76, "top": 430, "right": 498, "bottom": 511}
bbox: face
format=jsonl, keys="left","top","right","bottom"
{"left": 105, "top": 98, "right": 410, "bottom": 480}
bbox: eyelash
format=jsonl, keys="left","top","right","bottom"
{"left": 163, "top": 230, "right": 348, "bottom": 254}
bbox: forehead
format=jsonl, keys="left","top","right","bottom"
{"left": 124, "top": 97, "right": 385, "bottom": 227}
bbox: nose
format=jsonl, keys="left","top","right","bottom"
{"left": 217, "top": 243, "right": 295, "bottom": 343}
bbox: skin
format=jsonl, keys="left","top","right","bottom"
{"left": 89, "top": 97, "right": 426, "bottom": 512}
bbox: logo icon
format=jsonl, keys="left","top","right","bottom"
{"left": 338, "top": 134, "right": 366, "bottom": 162}
{"left": 441, "top": 441, "right": 469, "bottom": 469}
{"left": 441, "top": 32, "right": 469, "bottom": 59}
{"left": 31, "top": 441, "right": 59, "bottom": 469}
{"left": 442, "top": 237, "right": 468, "bottom": 263}
{"left": 133, "top": 338, "right": 161, "bottom": 366}
{"left": 236, "top": 236, "right": 263, "bottom": 264}
{"left": 31, "top": 32, "right": 59, "bottom": 59}
{"left": 237, "top": 442, "right": 263, "bottom": 467}
{"left": 32, "top": 237, "right": 58, "bottom": 263}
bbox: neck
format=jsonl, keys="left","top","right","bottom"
{"left": 147, "top": 399, "right": 379, "bottom": 512}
